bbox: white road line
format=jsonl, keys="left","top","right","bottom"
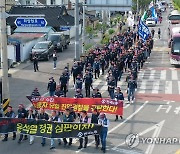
{"left": 172, "top": 70, "right": 178, "bottom": 80}
{"left": 75, "top": 101, "right": 149, "bottom": 153}
{"left": 178, "top": 81, "right": 180, "bottom": 94}
{"left": 138, "top": 81, "right": 146, "bottom": 94}
{"left": 149, "top": 70, "right": 156, "bottom": 80}
{"left": 138, "top": 70, "right": 145, "bottom": 79}
{"left": 160, "top": 70, "right": 166, "bottom": 80}
{"left": 165, "top": 81, "right": 172, "bottom": 94}
{"left": 152, "top": 81, "right": 160, "bottom": 94}
{"left": 123, "top": 104, "right": 130, "bottom": 109}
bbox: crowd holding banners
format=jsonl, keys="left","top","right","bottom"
{"left": 27, "top": 96, "right": 123, "bottom": 116}
{"left": 0, "top": 118, "right": 102, "bottom": 139}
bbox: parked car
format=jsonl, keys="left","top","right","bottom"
{"left": 30, "top": 41, "right": 54, "bottom": 61}
{"left": 47, "top": 32, "right": 69, "bottom": 52}
{"left": 146, "top": 18, "right": 156, "bottom": 27}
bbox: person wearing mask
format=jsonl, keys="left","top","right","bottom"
{"left": 62, "top": 108, "right": 74, "bottom": 146}
{"left": 92, "top": 88, "right": 102, "bottom": 98}
{"left": 59, "top": 72, "right": 68, "bottom": 97}
{"left": 17, "top": 104, "right": 28, "bottom": 144}
{"left": 114, "top": 87, "right": 124, "bottom": 121}
{"left": 98, "top": 113, "right": 109, "bottom": 153}
{"left": 78, "top": 110, "right": 90, "bottom": 149}
{"left": 83, "top": 71, "right": 93, "bottom": 97}
{"left": 127, "top": 75, "right": 137, "bottom": 103}
{"left": 53, "top": 51, "right": 57, "bottom": 69}
{"left": 32, "top": 52, "right": 39, "bottom": 72}
{"left": 37, "top": 108, "right": 49, "bottom": 146}
{"left": 47, "top": 77, "right": 56, "bottom": 96}
{"left": 91, "top": 108, "right": 100, "bottom": 148}
{"left": 2, "top": 106, "right": 16, "bottom": 141}
{"left": 27, "top": 108, "right": 36, "bottom": 145}
{"left": 49, "top": 110, "right": 61, "bottom": 149}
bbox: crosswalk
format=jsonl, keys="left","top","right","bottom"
{"left": 137, "top": 69, "right": 180, "bottom": 94}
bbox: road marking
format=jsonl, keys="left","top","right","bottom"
{"left": 112, "top": 120, "right": 165, "bottom": 154}
{"left": 160, "top": 70, "right": 166, "bottom": 80}
{"left": 138, "top": 81, "right": 146, "bottom": 94}
{"left": 149, "top": 70, "right": 156, "bottom": 80}
{"left": 178, "top": 81, "right": 180, "bottom": 94}
{"left": 165, "top": 81, "right": 172, "bottom": 94}
{"left": 172, "top": 70, "right": 178, "bottom": 80}
{"left": 75, "top": 101, "right": 149, "bottom": 153}
{"left": 152, "top": 81, "right": 160, "bottom": 94}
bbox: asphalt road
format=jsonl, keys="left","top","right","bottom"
{"left": 0, "top": 6, "right": 180, "bottom": 154}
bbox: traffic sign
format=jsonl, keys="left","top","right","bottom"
{"left": 14, "top": 17, "right": 47, "bottom": 27}
{"left": 60, "top": 26, "right": 71, "bottom": 31}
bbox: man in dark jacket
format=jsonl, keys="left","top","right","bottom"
{"left": 18, "top": 104, "right": 28, "bottom": 143}
{"left": 2, "top": 106, "right": 16, "bottom": 141}
{"left": 32, "top": 52, "right": 39, "bottom": 72}
{"left": 127, "top": 76, "right": 137, "bottom": 103}
{"left": 91, "top": 108, "right": 100, "bottom": 148}
{"left": 92, "top": 88, "right": 102, "bottom": 98}
{"left": 47, "top": 77, "right": 56, "bottom": 96}
{"left": 59, "top": 72, "right": 68, "bottom": 97}
{"left": 83, "top": 71, "right": 93, "bottom": 97}
{"left": 63, "top": 108, "right": 74, "bottom": 146}
{"left": 37, "top": 108, "right": 49, "bottom": 146}
{"left": 93, "top": 58, "right": 100, "bottom": 79}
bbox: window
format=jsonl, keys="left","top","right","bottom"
{"left": 26, "top": 0, "right": 30, "bottom": 5}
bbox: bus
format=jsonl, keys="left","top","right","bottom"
{"left": 168, "top": 10, "right": 180, "bottom": 24}
{"left": 169, "top": 33, "right": 180, "bottom": 65}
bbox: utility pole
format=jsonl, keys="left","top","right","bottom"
{"left": 75, "top": 0, "right": 80, "bottom": 61}
{"left": 136, "top": 0, "right": 139, "bottom": 21}
{"left": 0, "top": 0, "right": 10, "bottom": 102}
{"left": 82, "top": 2, "right": 85, "bottom": 54}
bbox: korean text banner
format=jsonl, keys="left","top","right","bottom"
{"left": 27, "top": 96, "right": 123, "bottom": 115}
{"left": 0, "top": 118, "right": 101, "bottom": 138}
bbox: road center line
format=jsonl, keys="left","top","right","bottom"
{"left": 75, "top": 101, "right": 149, "bottom": 153}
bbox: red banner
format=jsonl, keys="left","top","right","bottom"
{"left": 27, "top": 97, "right": 123, "bottom": 115}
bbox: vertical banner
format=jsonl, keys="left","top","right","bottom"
{"left": 2, "top": 99, "right": 10, "bottom": 115}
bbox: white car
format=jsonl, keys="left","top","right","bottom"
{"left": 146, "top": 18, "right": 156, "bottom": 27}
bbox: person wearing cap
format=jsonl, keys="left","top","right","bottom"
{"left": 83, "top": 70, "right": 93, "bottom": 97}
{"left": 100, "top": 55, "right": 106, "bottom": 75}
{"left": 92, "top": 88, "right": 102, "bottom": 98}
{"left": 91, "top": 108, "right": 100, "bottom": 148}
{"left": 59, "top": 71, "right": 68, "bottom": 97}
{"left": 2, "top": 106, "right": 16, "bottom": 141}
{"left": 17, "top": 104, "right": 28, "bottom": 143}
{"left": 47, "top": 77, "right": 56, "bottom": 97}
{"left": 114, "top": 87, "right": 124, "bottom": 121}
{"left": 78, "top": 110, "right": 90, "bottom": 149}
{"left": 62, "top": 108, "right": 74, "bottom": 147}
{"left": 27, "top": 108, "right": 36, "bottom": 145}
{"left": 98, "top": 113, "right": 109, "bottom": 153}
{"left": 37, "top": 108, "right": 49, "bottom": 146}
{"left": 49, "top": 110, "right": 61, "bottom": 149}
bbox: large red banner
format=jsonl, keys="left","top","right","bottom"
{"left": 27, "top": 96, "right": 123, "bottom": 115}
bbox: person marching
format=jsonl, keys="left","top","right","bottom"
{"left": 91, "top": 108, "right": 100, "bottom": 148}
{"left": 83, "top": 70, "right": 93, "bottom": 97}
{"left": 47, "top": 77, "right": 56, "bottom": 97}
{"left": 127, "top": 75, "right": 137, "bottom": 103}
{"left": 93, "top": 58, "right": 100, "bottom": 79}
{"left": 107, "top": 76, "right": 116, "bottom": 99}
{"left": 78, "top": 110, "right": 90, "bottom": 149}
{"left": 17, "top": 104, "right": 28, "bottom": 144}
{"left": 62, "top": 108, "right": 74, "bottom": 147}
{"left": 49, "top": 110, "right": 61, "bottom": 149}
{"left": 114, "top": 87, "right": 124, "bottom": 121}
{"left": 27, "top": 108, "right": 36, "bottom": 145}
{"left": 53, "top": 51, "right": 57, "bottom": 69}
{"left": 98, "top": 113, "right": 109, "bottom": 153}
{"left": 59, "top": 71, "right": 68, "bottom": 97}
{"left": 2, "top": 106, "right": 16, "bottom": 141}
{"left": 92, "top": 88, "right": 102, "bottom": 98}
{"left": 37, "top": 108, "right": 49, "bottom": 146}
